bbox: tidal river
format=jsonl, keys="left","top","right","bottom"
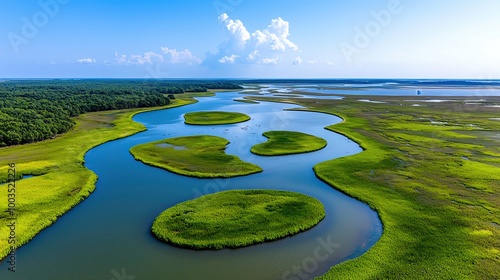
{"left": 0, "top": 91, "right": 382, "bottom": 280}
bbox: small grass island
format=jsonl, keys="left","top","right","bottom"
{"left": 233, "top": 98, "right": 260, "bottom": 104}
{"left": 151, "top": 190, "right": 326, "bottom": 249}
{"left": 130, "top": 135, "right": 262, "bottom": 178}
{"left": 251, "top": 131, "right": 327, "bottom": 156}
{"left": 184, "top": 111, "right": 250, "bottom": 125}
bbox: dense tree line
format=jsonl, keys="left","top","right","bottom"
{"left": 0, "top": 79, "right": 242, "bottom": 147}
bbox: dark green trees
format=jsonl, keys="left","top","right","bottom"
{"left": 0, "top": 79, "right": 241, "bottom": 146}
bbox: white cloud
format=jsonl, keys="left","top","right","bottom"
{"left": 308, "top": 60, "right": 318, "bottom": 65}
{"left": 77, "top": 58, "right": 96, "bottom": 64}
{"left": 292, "top": 56, "right": 302, "bottom": 65}
{"left": 218, "top": 13, "right": 250, "bottom": 50}
{"left": 247, "top": 50, "right": 260, "bottom": 62}
{"left": 218, "top": 13, "right": 229, "bottom": 22}
{"left": 112, "top": 51, "right": 128, "bottom": 65}
{"left": 161, "top": 48, "right": 201, "bottom": 64}
{"left": 129, "top": 52, "right": 164, "bottom": 65}
{"left": 112, "top": 48, "right": 200, "bottom": 66}
{"left": 254, "top": 17, "right": 298, "bottom": 52}
{"left": 261, "top": 57, "right": 279, "bottom": 65}
{"left": 219, "top": 54, "right": 239, "bottom": 64}
{"left": 206, "top": 13, "right": 299, "bottom": 66}
{"left": 327, "top": 61, "right": 336, "bottom": 66}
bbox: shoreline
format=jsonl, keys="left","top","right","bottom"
{"left": 0, "top": 96, "right": 202, "bottom": 260}
{"left": 247, "top": 94, "right": 500, "bottom": 279}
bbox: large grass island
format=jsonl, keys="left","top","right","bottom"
{"left": 151, "top": 190, "right": 326, "bottom": 249}
{"left": 130, "top": 135, "right": 262, "bottom": 178}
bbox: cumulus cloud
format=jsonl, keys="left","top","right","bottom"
{"left": 205, "top": 13, "right": 299, "bottom": 66}
{"left": 129, "top": 52, "right": 164, "bottom": 65}
{"left": 292, "top": 56, "right": 302, "bottom": 65}
{"left": 256, "top": 17, "right": 298, "bottom": 52}
{"left": 261, "top": 57, "right": 279, "bottom": 65}
{"left": 112, "top": 48, "right": 200, "bottom": 66}
{"left": 246, "top": 50, "right": 260, "bottom": 62}
{"left": 219, "top": 54, "right": 238, "bottom": 64}
{"left": 161, "top": 48, "right": 201, "bottom": 64}
{"left": 327, "top": 61, "right": 336, "bottom": 66}
{"left": 218, "top": 13, "right": 250, "bottom": 50}
{"left": 77, "top": 58, "right": 96, "bottom": 64}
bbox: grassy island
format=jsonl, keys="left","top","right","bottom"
{"left": 251, "top": 131, "right": 327, "bottom": 156}
{"left": 184, "top": 111, "right": 250, "bottom": 125}
{"left": 130, "top": 135, "right": 262, "bottom": 178}
{"left": 233, "top": 98, "right": 260, "bottom": 104}
{"left": 151, "top": 190, "right": 326, "bottom": 249}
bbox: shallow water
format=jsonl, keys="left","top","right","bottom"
{"left": 0, "top": 91, "right": 382, "bottom": 280}
{"left": 254, "top": 82, "right": 500, "bottom": 96}
{"left": 155, "top": 143, "right": 188, "bottom": 150}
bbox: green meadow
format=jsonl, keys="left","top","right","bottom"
{"left": 0, "top": 94, "right": 205, "bottom": 260}
{"left": 130, "top": 135, "right": 262, "bottom": 178}
{"left": 251, "top": 130, "right": 327, "bottom": 156}
{"left": 184, "top": 111, "right": 250, "bottom": 125}
{"left": 248, "top": 95, "right": 500, "bottom": 279}
{"left": 151, "top": 190, "right": 325, "bottom": 249}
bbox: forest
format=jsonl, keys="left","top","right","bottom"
{"left": 0, "top": 79, "right": 241, "bottom": 147}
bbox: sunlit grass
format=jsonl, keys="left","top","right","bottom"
{"left": 184, "top": 111, "right": 250, "bottom": 125}
{"left": 130, "top": 135, "right": 262, "bottom": 178}
{"left": 152, "top": 190, "right": 325, "bottom": 249}
{"left": 248, "top": 95, "right": 500, "bottom": 279}
{"left": 251, "top": 130, "right": 327, "bottom": 156}
{"left": 0, "top": 96, "right": 202, "bottom": 260}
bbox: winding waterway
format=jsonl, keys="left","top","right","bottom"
{"left": 1, "top": 91, "right": 382, "bottom": 280}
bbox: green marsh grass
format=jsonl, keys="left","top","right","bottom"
{"left": 130, "top": 135, "right": 263, "bottom": 178}
{"left": 247, "top": 95, "right": 500, "bottom": 279}
{"left": 151, "top": 190, "right": 326, "bottom": 249}
{"left": 184, "top": 111, "right": 250, "bottom": 125}
{"left": 251, "top": 130, "right": 327, "bottom": 156}
{"left": 0, "top": 95, "right": 203, "bottom": 260}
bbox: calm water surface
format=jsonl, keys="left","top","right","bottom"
{"left": 1, "top": 91, "right": 382, "bottom": 280}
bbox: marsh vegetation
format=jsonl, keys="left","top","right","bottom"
{"left": 151, "top": 190, "right": 326, "bottom": 249}
{"left": 130, "top": 135, "right": 262, "bottom": 178}
{"left": 251, "top": 130, "right": 327, "bottom": 156}
{"left": 184, "top": 111, "right": 251, "bottom": 125}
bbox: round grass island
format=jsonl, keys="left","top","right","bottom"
{"left": 184, "top": 111, "right": 250, "bottom": 125}
{"left": 251, "top": 131, "right": 327, "bottom": 156}
{"left": 152, "top": 190, "right": 326, "bottom": 249}
{"left": 130, "top": 135, "right": 262, "bottom": 178}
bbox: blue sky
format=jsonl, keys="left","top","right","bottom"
{"left": 1, "top": 0, "right": 499, "bottom": 78}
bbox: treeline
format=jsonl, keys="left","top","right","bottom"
{"left": 0, "top": 79, "right": 242, "bottom": 147}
